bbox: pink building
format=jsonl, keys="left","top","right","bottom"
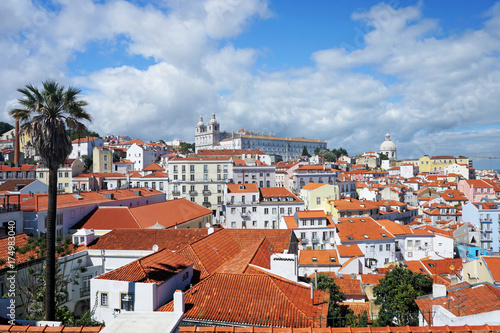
{"left": 458, "top": 179, "right": 495, "bottom": 203}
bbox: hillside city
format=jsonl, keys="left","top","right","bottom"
{"left": 0, "top": 114, "right": 499, "bottom": 331}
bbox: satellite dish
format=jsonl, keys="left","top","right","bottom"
{"left": 205, "top": 222, "right": 210, "bottom": 228}
{"left": 152, "top": 244, "right": 159, "bottom": 252}
{"left": 450, "top": 264, "right": 455, "bottom": 271}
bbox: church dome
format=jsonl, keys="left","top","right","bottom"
{"left": 197, "top": 116, "right": 204, "bottom": 127}
{"left": 209, "top": 113, "right": 218, "bottom": 125}
{"left": 380, "top": 132, "right": 397, "bottom": 160}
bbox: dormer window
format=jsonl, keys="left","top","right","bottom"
{"left": 381, "top": 233, "right": 388, "bottom": 238}
{"left": 330, "top": 257, "right": 336, "bottom": 262}
{"left": 348, "top": 219, "right": 354, "bottom": 223}
{"left": 312, "top": 257, "right": 318, "bottom": 262}
{"left": 239, "top": 185, "right": 245, "bottom": 190}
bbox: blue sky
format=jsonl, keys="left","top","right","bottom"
{"left": 1, "top": 0, "right": 500, "bottom": 169}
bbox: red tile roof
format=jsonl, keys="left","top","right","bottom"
{"left": 197, "top": 149, "right": 265, "bottom": 156}
{"left": 86, "top": 228, "right": 210, "bottom": 251}
{"left": 359, "top": 274, "right": 385, "bottom": 285}
{"left": 73, "top": 199, "right": 212, "bottom": 230}
{"left": 483, "top": 256, "right": 500, "bottom": 282}
{"left": 0, "top": 326, "right": 103, "bottom": 332}
{"left": 336, "top": 244, "right": 364, "bottom": 257}
{"left": 336, "top": 217, "right": 395, "bottom": 242}
{"left": 416, "top": 283, "right": 500, "bottom": 324}
{"left": 21, "top": 188, "right": 162, "bottom": 211}
{"left": 227, "top": 183, "right": 258, "bottom": 193}
{"left": 96, "top": 248, "right": 192, "bottom": 284}
{"left": 333, "top": 277, "right": 365, "bottom": 296}
{"left": 142, "top": 163, "right": 165, "bottom": 171}
{"left": 260, "top": 187, "right": 301, "bottom": 201}
{"left": 299, "top": 249, "right": 340, "bottom": 265}
{"left": 157, "top": 272, "right": 329, "bottom": 327}
{"left": 301, "top": 183, "right": 327, "bottom": 190}
{"left": 71, "top": 136, "right": 100, "bottom": 143}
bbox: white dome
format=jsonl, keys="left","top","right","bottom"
{"left": 197, "top": 116, "right": 204, "bottom": 127}
{"left": 380, "top": 132, "right": 396, "bottom": 152}
{"left": 209, "top": 113, "right": 218, "bottom": 125}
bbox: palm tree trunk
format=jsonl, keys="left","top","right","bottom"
{"left": 45, "top": 167, "right": 58, "bottom": 321}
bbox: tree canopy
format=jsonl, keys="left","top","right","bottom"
{"left": 179, "top": 142, "right": 195, "bottom": 154}
{"left": 0, "top": 122, "right": 14, "bottom": 135}
{"left": 314, "top": 147, "right": 348, "bottom": 162}
{"left": 373, "top": 264, "right": 433, "bottom": 326}
{"left": 315, "top": 273, "right": 345, "bottom": 326}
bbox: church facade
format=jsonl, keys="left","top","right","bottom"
{"left": 195, "top": 114, "right": 327, "bottom": 161}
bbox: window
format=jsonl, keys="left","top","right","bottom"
{"left": 252, "top": 220, "right": 257, "bottom": 227}
{"left": 100, "top": 292, "right": 108, "bottom": 307}
{"left": 39, "top": 172, "right": 44, "bottom": 178}
{"left": 121, "top": 293, "right": 134, "bottom": 311}
{"left": 379, "top": 244, "right": 383, "bottom": 251}
{"left": 264, "top": 208, "right": 269, "bottom": 214}
{"left": 265, "top": 221, "right": 269, "bottom": 228}
{"left": 160, "top": 182, "right": 164, "bottom": 190}
{"left": 203, "top": 174, "right": 208, "bottom": 181}
{"left": 231, "top": 221, "right": 236, "bottom": 228}
{"left": 311, "top": 219, "right": 314, "bottom": 226}
{"left": 59, "top": 172, "right": 63, "bottom": 177}
{"left": 300, "top": 232, "right": 306, "bottom": 239}
{"left": 272, "top": 208, "right": 277, "bottom": 214}
{"left": 182, "top": 271, "right": 189, "bottom": 280}
{"left": 182, "top": 185, "right": 186, "bottom": 193}
{"left": 203, "top": 165, "right": 208, "bottom": 173}
{"left": 182, "top": 165, "right": 186, "bottom": 173}
{"left": 252, "top": 207, "right": 257, "bottom": 212}
{"left": 386, "top": 244, "right": 390, "bottom": 251}
{"left": 65, "top": 183, "right": 69, "bottom": 188}
{"left": 191, "top": 197, "right": 195, "bottom": 202}
{"left": 81, "top": 275, "right": 91, "bottom": 297}
{"left": 58, "top": 183, "right": 63, "bottom": 190}
{"left": 190, "top": 165, "right": 195, "bottom": 172}
{"left": 312, "top": 257, "right": 317, "bottom": 262}
{"left": 218, "top": 185, "right": 222, "bottom": 193}
{"left": 173, "top": 165, "right": 178, "bottom": 173}
{"left": 191, "top": 175, "right": 195, "bottom": 181}
{"left": 316, "top": 197, "right": 321, "bottom": 205}
{"left": 231, "top": 208, "right": 236, "bottom": 214}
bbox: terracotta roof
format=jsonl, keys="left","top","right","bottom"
{"left": 0, "top": 233, "right": 85, "bottom": 270}
{"left": 483, "top": 256, "right": 500, "bottom": 282}
{"left": 233, "top": 159, "right": 247, "bottom": 166}
{"left": 227, "top": 183, "right": 258, "bottom": 193}
{"left": 336, "top": 217, "right": 395, "bottom": 242}
{"left": 72, "top": 199, "right": 212, "bottom": 230}
{"left": 171, "top": 157, "right": 231, "bottom": 161}
{"left": 139, "top": 171, "right": 169, "bottom": 178}
{"left": 359, "top": 274, "right": 385, "bottom": 285}
{"left": 338, "top": 302, "right": 369, "bottom": 318}
{"left": 298, "top": 165, "right": 337, "bottom": 172}
{"left": 179, "top": 325, "right": 500, "bottom": 333}
{"left": 0, "top": 326, "right": 103, "bottom": 332}
{"left": 122, "top": 138, "right": 145, "bottom": 146}
{"left": 336, "top": 244, "right": 364, "bottom": 257}
{"left": 299, "top": 249, "right": 339, "bottom": 265}
{"left": 217, "top": 238, "right": 274, "bottom": 274}
{"left": 96, "top": 248, "right": 192, "bottom": 284}
{"left": 297, "top": 210, "right": 330, "bottom": 219}
{"left": 301, "top": 183, "right": 327, "bottom": 190}
{"left": 420, "top": 258, "right": 463, "bottom": 275}
{"left": 0, "top": 180, "right": 36, "bottom": 191}
{"left": 283, "top": 216, "right": 298, "bottom": 229}
{"left": 404, "top": 260, "right": 432, "bottom": 275}
{"left": 142, "top": 163, "right": 165, "bottom": 171}
{"left": 416, "top": 283, "right": 500, "bottom": 324}
{"left": 334, "top": 277, "right": 365, "bottom": 296}
{"left": 129, "top": 199, "right": 212, "bottom": 229}
{"left": 331, "top": 198, "right": 379, "bottom": 211}
{"left": 375, "top": 219, "right": 432, "bottom": 236}
{"left": 86, "top": 228, "right": 210, "bottom": 251}
{"left": 157, "top": 272, "right": 329, "bottom": 327}
{"left": 71, "top": 136, "right": 100, "bottom": 143}
{"left": 0, "top": 164, "right": 37, "bottom": 171}
{"left": 260, "top": 187, "right": 301, "bottom": 200}
{"left": 21, "top": 188, "right": 162, "bottom": 212}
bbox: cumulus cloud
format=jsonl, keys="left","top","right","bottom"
{"left": 1, "top": 0, "right": 500, "bottom": 168}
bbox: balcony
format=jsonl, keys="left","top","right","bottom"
{"left": 241, "top": 211, "right": 249, "bottom": 218}
{"left": 172, "top": 191, "right": 180, "bottom": 196}
{"left": 203, "top": 190, "right": 211, "bottom": 196}
{"left": 202, "top": 202, "right": 212, "bottom": 208}
{"left": 300, "top": 238, "right": 309, "bottom": 244}
{"left": 312, "top": 237, "right": 320, "bottom": 243}
{"left": 80, "top": 285, "right": 90, "bottom": 298}
{"left": 189, "top": 190, "right": 198, "bottom": 196}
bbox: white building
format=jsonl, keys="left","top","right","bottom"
{"left": 91, "top": 249, "right": 193, "bottom": 325}
{"left": 379, "top": 132, "right": 397, "bottom": 161}
{"left": 290, "top": 165, "right": 341, "bottom": 193}
{"left": 195, "top": 114, "right": 327, "bottom": 161}
{"left": 281, "top": 210, "right": 336, "bottom": 250}
{"left": 69, "top": 136, "right": 104, "bottom": 159}
{"left": 127, "top": 143, "right": 166, "bottom": 171}
{"left": 224, "top": 185, "right": 304, "bottom": 229}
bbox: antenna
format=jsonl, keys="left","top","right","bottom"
{"left": 152, "top": 244, "right": 159, "bottom": 252}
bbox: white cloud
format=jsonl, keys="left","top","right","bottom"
{"left": 1, "top": 0, "right": 500, "bottom": 164}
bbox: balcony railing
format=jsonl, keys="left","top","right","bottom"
{"left": 202, "top": 202, "right": 212, "bottom": 208}
{"left": 300, "top": 238, "right": 309, "bottom": 244}
{"left": 189, "top": 190, "right": 198, "bottom": 196}
{"left": 241, "top": 211, "right": 249, "bottom": 218}
{"left": 172, "top": 191, "right": 180, "bottom": 196}
{"left": 203, "top": 190, "right": 211, "bottom": 196}
{"left": 312, "top": 237, "right": 320, "bottom": 243}
{"left": 80, "top": 286, "right": 90, "bottom": 298}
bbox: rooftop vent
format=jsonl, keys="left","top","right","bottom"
{"left": 133, "top": 190, "right": 142, "bottom": 196}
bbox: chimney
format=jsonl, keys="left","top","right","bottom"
{"left": 310, "top": 284, "right": 314, "bottom": 305}
{"left": 433, "top": 284, "right": 447, "bottom": 298}
{"left": 14, "top": 119, "right": 20, "bottom": 165}
{"left": 173, "top": 290, "right": 185, "bottom": 313}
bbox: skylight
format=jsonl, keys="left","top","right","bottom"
{"left": 348, "top": 219, "right": 354, "bottom": 223}
{"left": 381, "top": 233, "right": 388, "bottom": 237}
{"left": 347, "top": 236, "right": 353, "bottom": 240}
{"left": 360, "top": 219, "right": 365, "bottom": 222}
{"left": 312, "top": 257, "right": 317, "bottom": 262}
{"left": 363, "top": 234, "right": 369, "bottom": 239}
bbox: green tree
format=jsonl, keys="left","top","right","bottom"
{"left": 0, "top": 122, "right": 14, "bottom": 135}
{"left": 81, "top": 154, "right": 93, "bottom": 172}
{"left": 179, "top": 142, "right": 195, "bottom": 154}
{"left": 373, "top": 264, "right": 433, "bottom": 326}
{"left": 380, "top": 152, "right": 389, "bottom": 161}
{"left": 67, "top": 129, "right": 100, "bottom": 141}
{"left": 315, "top": 273, "right": 345, "bottom": 326}
{"left": 301, "top": 146, "right": 310, "bottom": 157}
{"left": 10, "top": 80, "right": 91, "bottom": 320}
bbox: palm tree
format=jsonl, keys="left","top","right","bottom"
{"left": 10, "top": 80, "right": 91, "bottom": 321}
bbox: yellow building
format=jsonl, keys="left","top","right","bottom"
{"left": 19, "top": 129, "right": 36, "bottom": 159}
{"left": 299, "top": 183, "right": 340, "bottom": 211}
{"left": 418, "top": 155, "right": 469, "bottom": 173}
{"left": 462, "top": 256, "right": 500, "bottom": 285}
{"left": 37, "top": 159, "right": 86, "bottom": 193}
{"left": 93, "top": 146, "right": 113, "bottom": 173}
